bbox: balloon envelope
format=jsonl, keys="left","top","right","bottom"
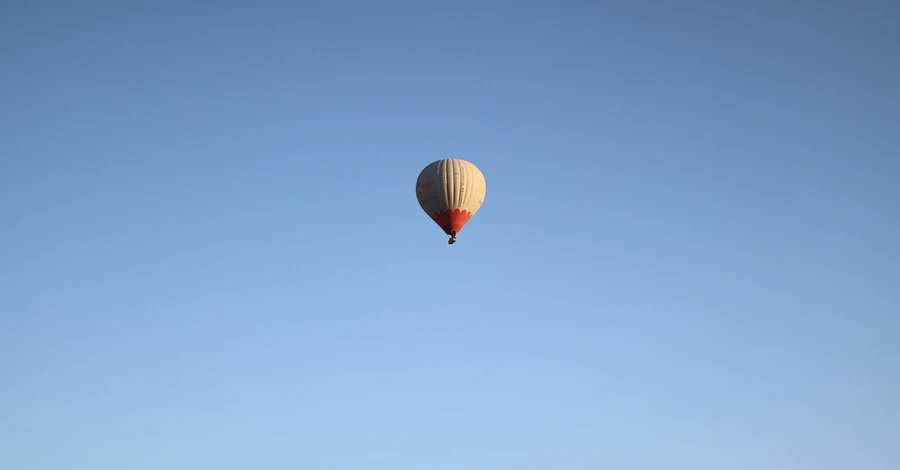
{"left": 415, "top": 158, "right": 487, "bottom": 241}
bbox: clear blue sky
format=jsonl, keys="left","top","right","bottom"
{"left": 2, "top": 1, "right": 898, "bottom": 468}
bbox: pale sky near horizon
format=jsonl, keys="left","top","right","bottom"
{"left": 2, "top": 1, "right": 899, "bottom": 469}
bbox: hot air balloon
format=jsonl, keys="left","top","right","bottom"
{"left": 415, "top": 158, "right": 487, "bottom": 244}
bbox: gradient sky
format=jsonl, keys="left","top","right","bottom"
{"left": 2, "top": 1, "right": 899, "bottom": 469}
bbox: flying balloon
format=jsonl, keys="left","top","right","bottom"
{"left": 415, "top": 158, "right": 487, "bottom": 244}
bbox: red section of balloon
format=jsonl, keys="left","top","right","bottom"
{"left": 430, "top": 209, "right": 473, "bottom": 234}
